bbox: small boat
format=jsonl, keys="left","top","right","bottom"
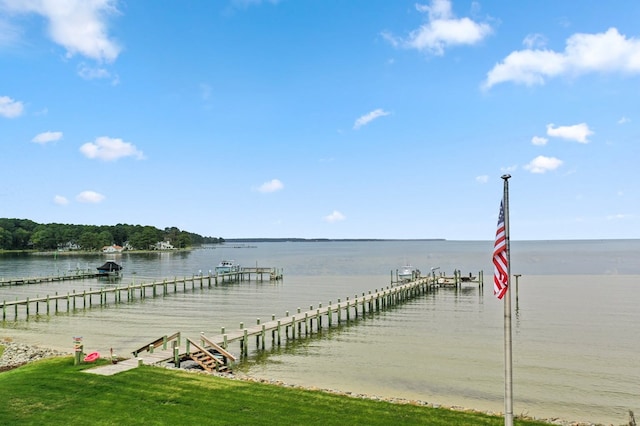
{"left": 215, "top": 260, "right": 240, "bottom": 275}
{"left": 83, "top": 351, "right": 100, "bottom": 362}
{"left": 96, "top": 261, "right": 123, "bottom": 277}
{"left": 398, "top": 265, "right": 418, "bottom": 282}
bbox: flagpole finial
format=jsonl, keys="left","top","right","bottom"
{"left": 501, "top": 174, "right": 511, "bottom": 180}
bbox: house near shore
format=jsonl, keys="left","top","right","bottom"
{"left": 102, "top": 244, "right": 124, "bottom": 253}
{"left": 152, "top": 241, "right": 175, "bottom": 250}
{"left": 57, "top": 241, "right": 80, "bottom": 251}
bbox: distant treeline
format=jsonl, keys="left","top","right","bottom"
{"left": 225, "top": 238, "right": 446, "bottom": 242}
{"left": 0, "top": 218, "right": 224, "bottom": 251}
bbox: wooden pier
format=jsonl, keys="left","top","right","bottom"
{"left": 86, "top": 277, "right": 436, "bottom": 376}
{"left": 216, "top": 267, "right": 284, "bottom": 283}
{"left": 0, "top": 271, "right": 101, "bottom": 286}
{"left": 84, "top": 269, "right": 485, "bottom": 376}
{"left": 392, "top": 268, "right": 484, "bottom": 289}
{"left": 0, "top": 269, "right": 282, "bottom": 321}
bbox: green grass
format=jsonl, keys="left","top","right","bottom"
{"left": 0, "top": 356, "right": 550, "bottom": 426}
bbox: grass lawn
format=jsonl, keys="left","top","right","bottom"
{"left": 0, "top": 356, "right": 552, "bottom": 426}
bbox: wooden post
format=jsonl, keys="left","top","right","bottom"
{"left": 277, "top": 320, "right": 281, "bottom": 345}
{"left": 291, "top": 316, "right": 296, "bottom": 339}
{"left": 174, "top": 346, "right": 180, "bottom": 368}
{"left": 346, "top": 298, "right": 351, "bottom": 321}
{"left": 243, "top": 329, "right": 248, "bottom": 357}
{"left": 256, "top": 319, "right": 261, "bottom": 347}
{"left": 304, "top": 312, "right": 309, "bottom": 335}
{"left": 271, "top": 314, "right": 276, "bottom": 342}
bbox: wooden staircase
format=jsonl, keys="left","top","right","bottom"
{"left": 187, "top": 338, "right": 230, "bottom": 373}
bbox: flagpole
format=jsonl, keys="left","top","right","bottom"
{"left": 502, "top": 174, "right": 513, "bottom": 426}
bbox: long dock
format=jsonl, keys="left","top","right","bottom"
{"left": 0, "top": 269, "right": 282, "bottom": 321}
{"left": 86, "top": 277, "right": 435, "bottom": 376}
{"left": 0, "top": 271, "right": 101, "bottom": 286}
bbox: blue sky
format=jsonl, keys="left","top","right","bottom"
{"left": 1, "top": 0, "right": 639, "bottom": 240}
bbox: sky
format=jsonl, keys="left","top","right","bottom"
{"left": 1, "top": 0, "right": 639, "bottom": 240}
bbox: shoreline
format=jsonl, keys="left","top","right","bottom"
{"left": 0, "top": 338, "right": 610, "bottom": 426}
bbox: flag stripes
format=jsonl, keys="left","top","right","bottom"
{"left": 493, "top": 200, "right": 508, "bottom": 299}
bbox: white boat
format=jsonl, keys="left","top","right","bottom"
{"left": 215, "top": 260, "right": 240, "bottom": 274}
{"left": 398, "top": 265, "right": 417, "bottom": 282}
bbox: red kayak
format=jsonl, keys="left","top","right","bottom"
{"left": 84, "top": 352, "right": 100, "bottom": 362}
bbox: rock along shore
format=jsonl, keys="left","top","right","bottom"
{"left": 0, "top": 338, "right": 69, "bottom": 372}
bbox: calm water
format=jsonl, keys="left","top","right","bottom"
{"left": 0, "top": 240, "right": 638, "bottom": 424}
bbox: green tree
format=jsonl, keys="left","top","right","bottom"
{"left": 176, "top": 232, "right": 191, "bottom": 248}
{"left": 78, "top": 232, "right": 100, "bottom": 251}
{"left": 97, "top": 230, "right": 113, "bottom": 248}
{"left": 0, "top": 227, "right": 12, "bottom": 249}
{"left": 31, "top": 226, "right": 57, "bottom": 250}
{"left": 129, "top": 226, "right": 162, "bottom": 250}
{"left": 13, "top": 228, "right": 31, "bottom": 249}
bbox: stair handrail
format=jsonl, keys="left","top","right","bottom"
{"left": 200, "top": 334, "right": 237, "bottom": 362}
{"left": 132, "top": 332, "right": 181, "bottom": 356}
{"left": 186, "top": 338, "right": 224, "bottom": 371}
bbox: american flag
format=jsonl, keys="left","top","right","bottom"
{"left": 493, "top": 200, "right": 508, "bottom": 299}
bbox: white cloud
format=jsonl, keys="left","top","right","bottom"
{"left": 0, "top": 95, "right": 24, "bottom": 118}
{"left": 76, "top": 190, "right": 105, "bottom": 203}
{"left": 618, "top": 116, "right": 630, "bottom": 124}
{"left": 531, "top": 136, "right": 548, "bottom": 146}
{"left": 546, "top": 123, "right": 593, "bottom": 143}
{"left": 606, "top": 213, "right": 633, "bottom": 220}
{"left": 484, "top": 28, "right": 640, "bottom": 89}
{"left": 2, "top": 0, "right": 121, "bottom": 63}
{"left": 0, "top": 15, "right": 20, "bottom": 47}
{"left": 523, "top": 33, "right": 547, "bottom": 49}
{"left": 80, "top": 136, "right": 144, "bottom": 161}
{"left": 353, "top": 109, "right": 390, "bottom": 130}
{"left": 475, "top": 175, "right": 488, "bottom": 184}
{"left": 323, "top": 210, "right": 346, "bottom": 223}
{"left": 257, "top": 179, "right": 284, "bottom": 193}
{"left": 523, "top": 155, "right": 563, "bottom": 174}
{"left": 383, "top": 0, "right": 492, "bottom": 55}
{"left": 32, "top": 131, "right": 63, "bottom": 144}
{"left": 77, "top": 63, "right": 112, "bottom": 80}
{"left": 53, "top": 195, "right": 68, "bottom": 205}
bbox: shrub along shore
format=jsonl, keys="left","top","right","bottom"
{"left": 0, "top": 339, "right": 604, "bottom": 425}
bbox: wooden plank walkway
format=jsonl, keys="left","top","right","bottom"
{"left": 84, "top": 348, "right": 175, "bottom": 376}
{"left": 84, "top": 277, "right": 440, "bottom": 376}
{"left": 0, "top": 269, "right": 282, "bottom": 321}
{"left": 0, "top": 272, "right": 101, "bottom": 286}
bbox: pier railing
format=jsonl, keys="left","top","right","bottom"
{"left": 0, "top": 271, "right": 281, "bottom": 321}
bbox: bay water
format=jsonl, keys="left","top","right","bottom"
{"left": 0, "top": 240, "right": 638, "bottom": 424}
